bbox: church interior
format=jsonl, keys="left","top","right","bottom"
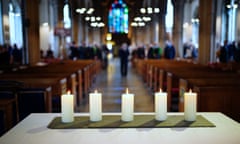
{"left": 0, "top": 0, "right": 240, "bottom": 143}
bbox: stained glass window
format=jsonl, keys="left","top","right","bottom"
{"left": 108, "top": 0, "right": 128, "bottom": 34}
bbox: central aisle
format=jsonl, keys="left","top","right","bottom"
{"left": 79, "top": 58, "right": 154, "bottom": 113}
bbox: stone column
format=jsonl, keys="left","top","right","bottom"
{"left": 158, "top": 14, "right": 166, "bottom": 48}
{"left": 172, "top": 0, "right": 185, "bottom": 58}
{"left": 23, "top": 0, "right": 40, "bottom": 65}
{"left": 145, "top": 23, "right": 152, "bottom": 44}
{"left": 198, "top": 0, "right": 217, "bottom": 64}
{"left": 70, "top": 0, "right": 78, "bottom": 44}
{"left": 158, "top": 0, "right": 167, "bottom": 48}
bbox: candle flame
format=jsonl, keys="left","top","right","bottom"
{"left": 126, "top": 88, "right": 129, "bottom": 94}
{"left": 159, "top": 88, "right": 162, "bottom": 93}
{"left": 94, "top": 90, "right": 98, "bottom": 93}
{"left": 189, "top": 89, "right": 192, "bottom": 93}
{"left": 67, "top": 90, "right": 71, "bottom": 95}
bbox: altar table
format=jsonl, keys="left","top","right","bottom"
{"left": 0, "top": 113, "right": 240, "bottom": 144}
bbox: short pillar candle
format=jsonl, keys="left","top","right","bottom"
{"left": 61, "top": 91, "right": 74, "bottom": 123}
{"left": 121, "top": 88, "right": 134, "bottom": 122}
{"left": 89, "top": 90, "right": 102, "bottom": 121}
{"left": 155, "top": 89, "right": 167, "bottom": 121}
{"left": 184, "top": 89, "right": 197, "bottom": 121}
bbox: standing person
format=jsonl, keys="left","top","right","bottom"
{"left": 164, "top": 40, "right": 176, "bottom": 59}
{"left": 12, "top": 43, "right": 22, "bottom": 65}
{"left": 233, "top": 40, "right": 240, "bottom": 62}
{"left": 137, "top": 44, "right": 145, "bottom": 59}
{"left": 46, "top": 46, "right": 54, "bottom": 59}
{"left": 219, "top": 40, "right": 229, "bottom": 63}
{"left": 101, "top": 44, "right": 110, "bottom": 69}
{"left": 153, "top": 43, "right": 162, "bottom": 59}
{"left": 119, "top": 43, "right": 129, "bottom": 76}
{"left": 69, "top": 41, "right": 79, "bottom": 60}
{"left": 147, "top": 44, "right": 155, "bottom": 59}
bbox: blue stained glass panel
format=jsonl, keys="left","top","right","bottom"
{"left": 108, "top": 0, "right": 128, "bottom": 34}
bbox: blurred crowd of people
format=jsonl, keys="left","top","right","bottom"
{"left": 131, "top": 41, "right": 176, "bottom": 61}
{"left": 0, "top": 43, "right": 22, "bottom": 66}
{"left": 183, "top": 41, "right": 198, "bottom": 60}
{"left": 216, "top": 40, "right": 240, "bottom": 63}
{"left": 68, "top": 41, "right": 110, "bottom": 69}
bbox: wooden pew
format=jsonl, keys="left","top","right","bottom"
{"left": 17, "top": 87, "right": 52, "bottom": 120}
{"left": 167, "top": 70, "right": 237, "bottom": 102}
{"left": 0, "top": 60, "right": 98, "bottom": 114}
{"left": 6, "top": 60, "right": 96, "bottom": 105}
{"left": 138, "top": 59, "right": 203, "bottom": 91}
{"left": 0, "top": 80, "right": 23, "bottom": 133}
{"left": 138, "top": 60, "right": 209, "bottom": 111}
{"left": 135, "top": 59, "right": 240, "bottom": 114}
{"left": 193, "top": 86, "right": 240, "bottom": 122}
{"left": 0, "top": 77, "right": 66, "bottom": 112}
{"left": 179, "top": 78, "right": 240, "bottom": 112}
{"left": 0, "top": 99, "right": 15, "bottom": 133}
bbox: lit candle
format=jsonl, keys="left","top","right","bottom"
{"left": 184, "top": 89, "right": 197, "bottom": 121}
{"left": 121, "top": 88, "right": 134, "bottom": 122}
{"left": 89, "top": 90, "right": 102, "bottom": 121}
{"left": 61, "top": 91, "right": 74, "bottom": 123}
{"left": 155, "top": 88, "right": 167, "bottom": 121}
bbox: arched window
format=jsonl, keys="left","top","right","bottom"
{"left": 165, "top": 0, "right": 173, "bottom": 33}
{"left": 9, "top": 2, "right": 23, "bottom": 47}
{"left": 63, "top": 3, "right": 71, "bottom": 43}
{"left": 225, "top": 1, "right": 237, "bottom": 42}
{"left": 63, "top": 3, "right": 71, "bottom": 29}
{"left": 108, "top": 0, "right": 128, "bottom": 34}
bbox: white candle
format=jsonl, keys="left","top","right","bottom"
{"left": 184, "top": 89, "right": 197, "bottom": 121}
{"left": 155, "top": 89, "right": 167, "bottom": 121}
{"left": 61, "top": 91, "right": 74, "bottom": 123}
{"left": 89, "top": 90, "right": 102, "bottom": 121}
{"left": 121, "top": 88, "right": 134, "bottom": 122}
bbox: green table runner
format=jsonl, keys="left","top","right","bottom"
{"left": 48, "top": 115, "right": 215, "bottom": 129}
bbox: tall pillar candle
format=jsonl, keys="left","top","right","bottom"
{"left": 89, "top": 90, "right": 102, "bottom": 121}
{"left": 184, "top": 89, "right": 197, "bottom": 121}
{"left": 61, "top": 91, "right": 74, "bottom": 123}
{"left": 155, "top": 89, "right": 167, "bottom": 121}
{"left": 121, "top": 88, "right": 134, "bottom": 122}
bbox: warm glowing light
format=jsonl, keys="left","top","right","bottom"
{"left": 96, "top": 17, "right": 101, "bottom": 21}
{"left": 91, "top": 16, "right": 95, "bottom": 22}
{"left": 189, "top": 89, "right": 192, "bottom": 93}
{"left": 126, "top": 88, "right": 129, "bottom": 94}
{"left": 85, "top": 17, "right": 90, "bottom": 21}
{"left": 106, "top": 33, "right": 112, "bottom": 41}
{"left": 140, "top": 8, "right": 146, "bottom": 14}
{"left": 138, "top": 22, "right": 145, "bottom": 27}
{"left": 147, "top": 7, "right": 153, "bottom": 14}
{"left": 154, "top": 8, "right": 160, "bottom": 13}
{"left": 87, "top": 8, "right": 94, "bottom": 14}
{"left": 134, "top": 17, "right": 142, "bottom": 22}
{"left": 159, "top": 88, "right": 162, "bottom": 93}
{"left": 183, "top": 22, "right": 189, "bottom": 28}
{"left": 42, "top": 22, "right": 48, "bottom": 26}
{"left": 98, "top": 22, "right": 105, "bottom": 27}
{"left": 67, "top": 90, "right": 71, "bottom": 95}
